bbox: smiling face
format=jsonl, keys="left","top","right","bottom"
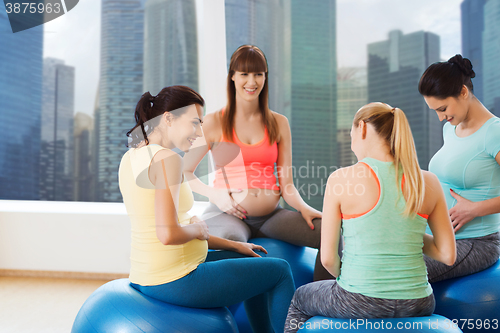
{"left": 423, "top": 86, "right": 470, "bottom": 126}
{"left": 167, "top": 104, "right": 203, "bottom": 152}
{"left": 231, "top": 71, "right": 266, "bottom": 103}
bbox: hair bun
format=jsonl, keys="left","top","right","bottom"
{"left": 448, "top": 54, "right": 475, "bottom": 79}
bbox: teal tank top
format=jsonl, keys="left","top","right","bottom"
{"left": 428, "top": 117, "right": 500, "bottom": 239}
{"left": 337, "top": 157, "right": 432, "bottom": 300}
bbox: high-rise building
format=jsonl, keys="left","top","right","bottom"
{"left": 483, "top": 0, "right": 500, "bottom": 115}
{"left": 40, "top": 58, "right": 75, "bottom": 201}
{"left": 225, "top": 0, "right": 290, "bottom": 119}
{"left": 368, "top": 30, "right": 441, "bottom": 170}
{"left": 461, "top": 0, "right": 486, "bottom": 102}
{"left": 289, "top": 0, "right": 337, "bottom": 210}
{"left": 74, "top": 112, "right": 94, "bottom": 202}
{"left": 143, "top": 0, "right": 209, "bottom": 201}
{"left": 97, "top": 0, "right": 144, "bottom": 202}
{"left": 0, "top": 11, "right": 43, "bottom": 200}
{"left": 143, "top": 0, "right": 198, "bottom": 94}
{"left": 91, "top": 86, "right": 100, "bottom": 202}
{"left": 224, "top": 0, "right": 337, "bottom": 210}
{"left": 337, "top": 67, "right": 367, "bottom": 168}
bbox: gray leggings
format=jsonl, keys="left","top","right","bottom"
{"left": 285, "top": 280, "right": 435, "bottom": 333}
{"left": 202, "top": 203, "right": 336, "bottom": 281}
{"left": 424, "top": 232, "right": 500, "bottom": 283}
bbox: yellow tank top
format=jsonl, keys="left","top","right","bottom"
{"left": 118, "top": 144, "right": 208, "bottom": 286}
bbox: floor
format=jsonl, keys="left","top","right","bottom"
{"left": 0, "top": 277, "right": 109, "bottom": 333}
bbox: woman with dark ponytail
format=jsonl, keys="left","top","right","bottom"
{"left": 119, "top": 86, "right": 294, "bottom": 332}
{"left": 419, "top": 54, "right": 500, "bottom": 283}
{"left": 284, "top": 103, "right": 456, "bottom": 331}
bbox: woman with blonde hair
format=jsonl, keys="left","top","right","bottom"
{"left": 284, "top": 103, "right": 456, "bottom": 331}
{"left": 184, "top": 45, "right": 333, "bottom": 280}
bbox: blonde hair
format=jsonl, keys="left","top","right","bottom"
{"left": 353, "top": 102, "right": 424, "bottom": 216}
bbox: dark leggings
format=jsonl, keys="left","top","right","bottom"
{"left": 285, "top": 280, "right": 435, "bottom": 333}
{"left": 424, "top": 232, "right": 500, "bottom": 283}
{"left": 131, "top": 251, "right": 295, "bottom": 333}
{"left": 202, "top": 203, "right": 336, "bottom": 281}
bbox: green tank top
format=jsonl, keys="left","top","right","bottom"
{"left": 337, "top": 157, "right": 432, "bottom": 299}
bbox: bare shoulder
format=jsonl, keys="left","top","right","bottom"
{"left": 202, "top": 111, "right": 223, "bottom": 143}
{"left": 152, "top": 148, "right": 183, "bottom": 170}
{"left": 271, "top": 111, "right": 289, "bottom": 127}
{"left": 270, "top": 111, "right": 290, "bottom": 143}
{"left": 422, "top": 170, "right": 440, "bottom": 188}
{"left": 422, "top": 170, "right": 441, "bottom": 197}
{"left": 328, "top": 165, "right": 356, "bottom": 183}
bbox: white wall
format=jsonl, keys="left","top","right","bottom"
{"left": 0, "top": 200, "right": 209, "bottom": 274}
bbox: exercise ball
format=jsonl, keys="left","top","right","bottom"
{"left": 71, "top": 278, "right": 238, "bottom": 333}
{"left": 431, "top": 259, "right": 500, "bottom": 333}
{"left": 298, "top": 314, "right": 463, "bottom": 332}
{"left": 229, "top": 237, "right": 318, "bottom": 333}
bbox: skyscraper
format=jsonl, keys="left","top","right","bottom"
{"left": 461, "top": 0, "right": 486, "bottom": 102}
{"left": 483, "top": 0, "right": 500, "bottom": 115}
{"left": 289, "top": 0, "right": 337, "bottom": 210}
{"left": 224, "top": 0, "right": 336, "bottom": 210}
{"left": 97, "top": 0, "right": 144, "bottom": 202}
{"left": 143, "top": 0, "right": 209, "bottom": 201}
{"left": 74, "top": 112, "right": 94, "bottom": 202}
{"left": 368, "top": 30, "right": 441, "bottom": 170}
{"left": 225, "top": 0, "right": 290, "bottom": 119}
{"left": 0, "top": 10, "right": 43, "bottom": 200}
{"left": 40, "top": 58, "right": 75, "bottom": 201}
{"left": 143, "top": 0, "right": 198, "bottom": 94}
{"left": 337, "top": 67, "right": 367, "bottom": 167}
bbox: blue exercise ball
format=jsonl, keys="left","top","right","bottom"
{"left": 71, "top": 278, "right": 238, "bottom": 333}
{"left": 431, "top": 259, "right": 500, "bottom": 333}
{"left": 228, "top": 238, "right": 318, "bottom": 333}
{"left": 298, "top": 314, "right": 463, "bottom": 332}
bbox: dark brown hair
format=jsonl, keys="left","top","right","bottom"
{"left": 126, "top": 86, "right": 204, "bottom": 147}
{"left": 223, "top": 45, "right": 279, "bottom": 144}
{"left": 418, "top": 54, "right": 475, "bottom": 99}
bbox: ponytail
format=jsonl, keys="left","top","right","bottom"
{"left": 391, "top": 107, "right": 424, "bottom": 216}
{"left": 353, "top": 103, "right": 424, "bottom": 216}
{"left": 126, "top": 86, "right": 205, "bottom": 148}
{"left": 127, "top": 91, "right": 156, "bottom": 147}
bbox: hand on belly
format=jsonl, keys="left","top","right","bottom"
{"left": 230, "top": 188, "right": 281, "bottom": 217}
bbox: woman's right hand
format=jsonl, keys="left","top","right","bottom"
{"left": 191, "top": 218, "right": 210, "bottom": 241}
{"left": 209, "top": 189, "right": 247, "bottom": 219}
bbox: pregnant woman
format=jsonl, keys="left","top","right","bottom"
{"left": 418, "top": 54, "right": 500, "bottom": 282}
{"left": 183, "top": 45, "right": 334, "bottom": 280}
{"left": 118, "top": 85, "right": 295, "bottom": 332}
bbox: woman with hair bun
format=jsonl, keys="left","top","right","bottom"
{"left": 419, "top": 54, "right": 500, "bottom": 282}
{"left": 119, "top": 85, "right": 295, "bottom": 332}
{"left": 284, "top": 103, "right": 456, "bottom": 331}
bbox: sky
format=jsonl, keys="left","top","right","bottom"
{"left": 42, "top": 0, "right": 463, "bottom": 117}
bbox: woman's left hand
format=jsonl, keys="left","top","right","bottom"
{"left": 300, "top": 205, "right": 323, "bottom": 230}
{"left": 232, "top": 241, "right": 268, "bottom": 257}
{"left": 449, "top": 189, "right": 479, "bottom": 233}
{"left": 190, "top": 215, "right": 204, "bottom": 224}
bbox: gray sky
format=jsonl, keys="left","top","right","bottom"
{"left": 43, "top": 0, "right": 463, "bottom": 117}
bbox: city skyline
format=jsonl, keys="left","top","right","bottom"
{"left": 41, "top": 0, "right": 464, "bottom": 117}
{"left": 1, "top": 0, "right": 496, "bottom": 202}
{"left": 368, "top": 29, "right": 442, "bottom": 170}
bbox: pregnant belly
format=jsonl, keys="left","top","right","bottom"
{"left": 230, "top": 189, "right": 281, "bottom": 216}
